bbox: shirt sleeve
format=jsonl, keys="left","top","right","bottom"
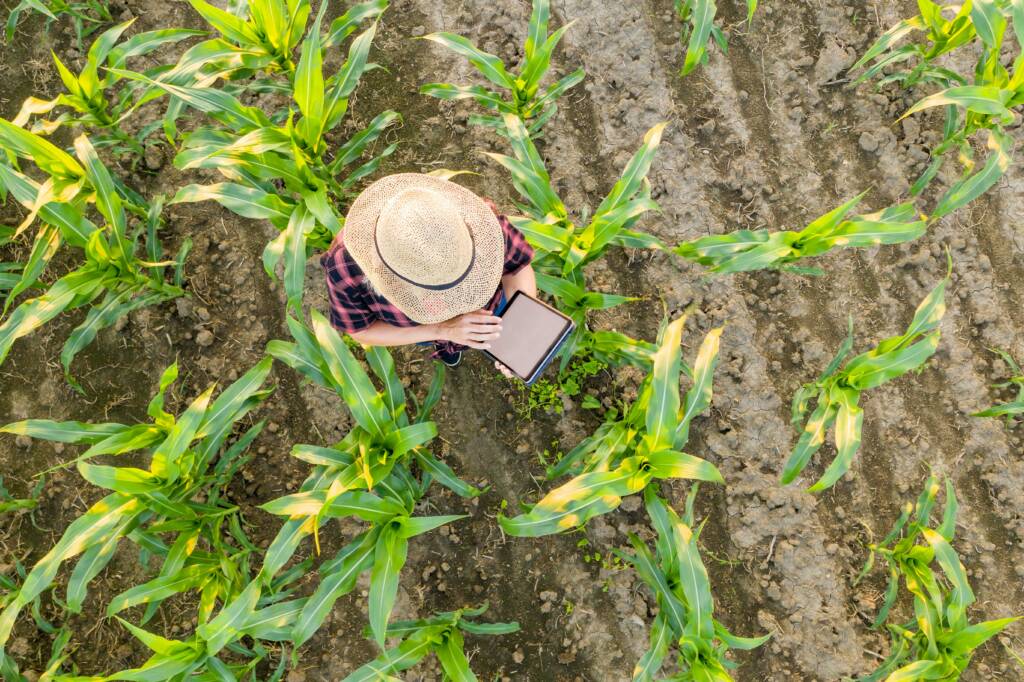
{"left": 499, "top": 214, "right": 535, "bottom": 276}
{"left": 321, "top": 246, "right": 377, "bottom": 333}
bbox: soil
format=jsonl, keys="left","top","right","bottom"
{"left": 2, "top": 0, "right": 1024, "bottom": 680}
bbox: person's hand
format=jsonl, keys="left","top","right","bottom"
{"left": 495, "top": 361, "right": 516, "bottom": 379}
{"left": 434, "top": 309, "right": 502, "bottom": 349}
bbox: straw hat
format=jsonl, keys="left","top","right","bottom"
{"left": 343, "top": 173, "right": 504, "bottom": 324}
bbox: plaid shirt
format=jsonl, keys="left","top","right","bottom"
{"left": 321, "top": 207, "right": 534, "bottom": 357}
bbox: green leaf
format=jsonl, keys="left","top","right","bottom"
{"left": 499, "top": 460, "right": 650, "bottom": 537}
{"left": 292, "top": 532, "right": 376, "bottom": 647}
{"left": 283, "top": 203, "right": 315, "bottom": 313}
{"left": 294, "top": 2, "right": 325, "bottom": 145}
{"left": 107, "top": 565, "right": 213, "bottom": 617}
{"left": 369, "top": 523, "right": 408, "bottom": 648}
{"left": 77, "top": 462, "right": 160, "bottom": 495}
{"left": 932, "top": 130, "right": 1012, "bottom": 219}
{"left": 676, "top": 327, "right": 722, "bottom": 448}
{"left": 632, "top": 613, "right": 671, "bottom": 681}
{"left": 807, "top": 388, "right": 862, "bottom": 492}
{"left": 324, "top": 23, "right": 378, "bottom": 132}
{"left": 0, "top": 268, "right": 105, "bottom": 366}
{"left": 196, "top": 579, "right": 261, "bottom": 654}
{"left": 169, "top": 183, "right": 293, "bottom": 224}
{"left": 643, "top": 316, "right": 684, "bottom": 453}
{"left": 780, "top": 399, "right": 838, "bottom": 485}
{"left": 0, "top": 419, "right": 127, "bottom": 444}
{"left": 435, "top": 628, "right": 476, "bottom": 682}
{"left": 680, "top": 0, "right": 717, "bottom": 76}
{"left": 902, "top": 85, "right": 1013, "bottom": 121}
{"left": 188, "top": 0, "right": 260, "bottom": 45}
{"left": 422, "top": 32, "right": 515, "bottom": 89}
{"left": 309, "top": 310, "right": 391, "bottom": 437}
{"left": 645, "top": 450, "right": 723, "bottom": 483}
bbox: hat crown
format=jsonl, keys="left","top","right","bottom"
{"left": 375, "top": 188, "right": 474, "bottom": 287}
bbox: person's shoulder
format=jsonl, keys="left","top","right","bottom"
{"left": 321, "top": 235, "right": 367, "bottom": 285}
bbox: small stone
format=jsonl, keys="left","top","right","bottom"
{"left": 267, "top": 422, "right": 280, "bottom": 433}
{"left": 410, "top": 25, "right": 425, "bottom": 36}
{"left": 144, "top": 145, "right": 164, "bottom": 170}
{"left": 512, "top": 649, "right": 525, "bottom": 664}
{"left": 175, "top": 298, "right": 194, "bottom": 319}
{"left": 195, "top": 329, "right": 215, "bottom": 347}
{"left": 15, "top": 435, "right": 31, "bottom": 449}
{"left": 859, "top": 132, "right": 879, "bottom": 153}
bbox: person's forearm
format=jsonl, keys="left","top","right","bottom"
{"left": 349, "top": 321, "right": 443, "bottom": 347}
{"left": 502, "top": 264, "right": 537, "bottom": 299}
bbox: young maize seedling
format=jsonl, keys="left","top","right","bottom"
{"left": 489, "top": 112, "right": 667, "bottom": 368}
{"left": 972, "top": 347, "right": 1024, "bottom": 424}
{"left": 849, "top": 1, "right": 1020, "bottom": 216}
{"left": 855, "top": 474, "right": 1020, "bottom": 681}
{"left": 500, "top": 313, "right": 724, "bottom": 537}
{"left": 343, "top": 604, "right": 519, "bottom": 681}
{"left": 115, "top": 3, "right": 397, "bottom": 313}
{"left": 77, "top": 599, "right": 296, "bottom": 680}
{"left": 673, "top": 192, "right": 927, "bottom": 275}
{"left": 0, "top": 562, "right": 71, "bottom": 679}
{"left": 420, "top": 0, "right": 584, "bottom": 137}
{"left": 4, "top": 0, "right": 112, "bottom": 48}
{"left": 148, "top": 0, "right": 389, "bottom": 140}
{"left": 0, "top": 358, "right": 275, "bottom": 655}
{"left": 782, "top": 269, "right": 949, "bottom": 492}
{"left": 0, "top": 127, "right": 189, "bottom": 388}
{"left": 265, "top": 310, "right": 479, "bottom": 648}
{"left": 178, "top": 0, "right": 387, "bottom": 84}
{"left": 616, "top": 486, "right": 769, "bottom": 680}
{"left": 11, "top": 20, "right": 203, "bottom": 157}
{"left": 676, "top": 0, "right": 757, "bottom": 76}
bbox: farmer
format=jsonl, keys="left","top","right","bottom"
{"left": 321, "top": 173, "right": 537, "bottom": 369}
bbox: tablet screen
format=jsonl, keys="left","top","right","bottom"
{"left": 488, "top": 294, "right": 572, "bottom": 380}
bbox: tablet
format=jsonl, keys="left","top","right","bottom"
{"left": 484, "top": 292, "right": 574, "bottom": 385}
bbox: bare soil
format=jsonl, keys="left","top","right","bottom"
{"left": 2, "top": 0, "right": 1024, "bottom": 680}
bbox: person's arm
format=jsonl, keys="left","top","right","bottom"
{"left": 501, "top": 262, "right": 536, "bottom": 299}
{"left": 349, "top": 311, "right": 502, "bottom": 350}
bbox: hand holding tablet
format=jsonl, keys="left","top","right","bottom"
{"left": 484, "top": 292, "right": 574, "bottom": 385}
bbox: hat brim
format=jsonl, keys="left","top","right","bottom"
{"left": 342, "top": 174, "right": 504, "bottom": 324}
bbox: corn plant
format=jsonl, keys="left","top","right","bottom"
{"left": 855, "top": 474, "right": 1020, "bottom": 680}
{"left": 175, "top": 0, "right": 387, "bottom": 85}
{"left": 0, "top": 357, "right": 275, "bottom": 656}
{"left": 420, "top": 0, "right": 584, "bottom": 137}
{"left": 342, "top": 604, "right": 519, "bottom": 681}
{"left": 489, "top": 112, "right": 667, "bottom": 367}
{"left": 0, "top": 124, "right": 189, "bottom": 387}
{"left": 264, "top": 310, "right": 481, "bottom": 647}
{"left": 0, "top": 562, "right": 70, "bottom": 680}
{"left": 11, "top": 20, "right": 203, "bottom": 157}
{"left": 849, "top": 1, "right": 1020, "bottom": 217}
{"left": 67, "top": 598, "right": 295, "bottom": 680}
{"left": 676, "top": 0, "right": 757, "bottom": 76}
{"left": 149, "top": 0, "right": 388, "bottom": 141}
{"left": 4, "top": 0, "right": 112, "bottom": 48}
{"left": 114, "top": 2, "right": 397, "bottom": 312}
{"left": 673, "top": 193, "right": 927, "bottom": 275}
{"left": 500, "top": 314, "right": 724, "bottom": 537}
{"left": 616, "top": 486, "right": 769, "bottom": 680}
{"left": 781, "top": 269, "right": 949, "bottom": 492}
{"left": 972, "top": 348, "right": 1024, "bottom": 424}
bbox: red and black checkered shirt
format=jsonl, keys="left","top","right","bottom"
{"left": 320, "top": 209, "right": 534, "bottom": 357}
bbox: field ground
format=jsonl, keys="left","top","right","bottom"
{"left": 2, "top": 0, "right": 1024, "bottom": 679}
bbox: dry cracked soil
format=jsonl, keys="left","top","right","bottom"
{"left": 2, "top": 0, "right": 1024, "bottom": 680}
